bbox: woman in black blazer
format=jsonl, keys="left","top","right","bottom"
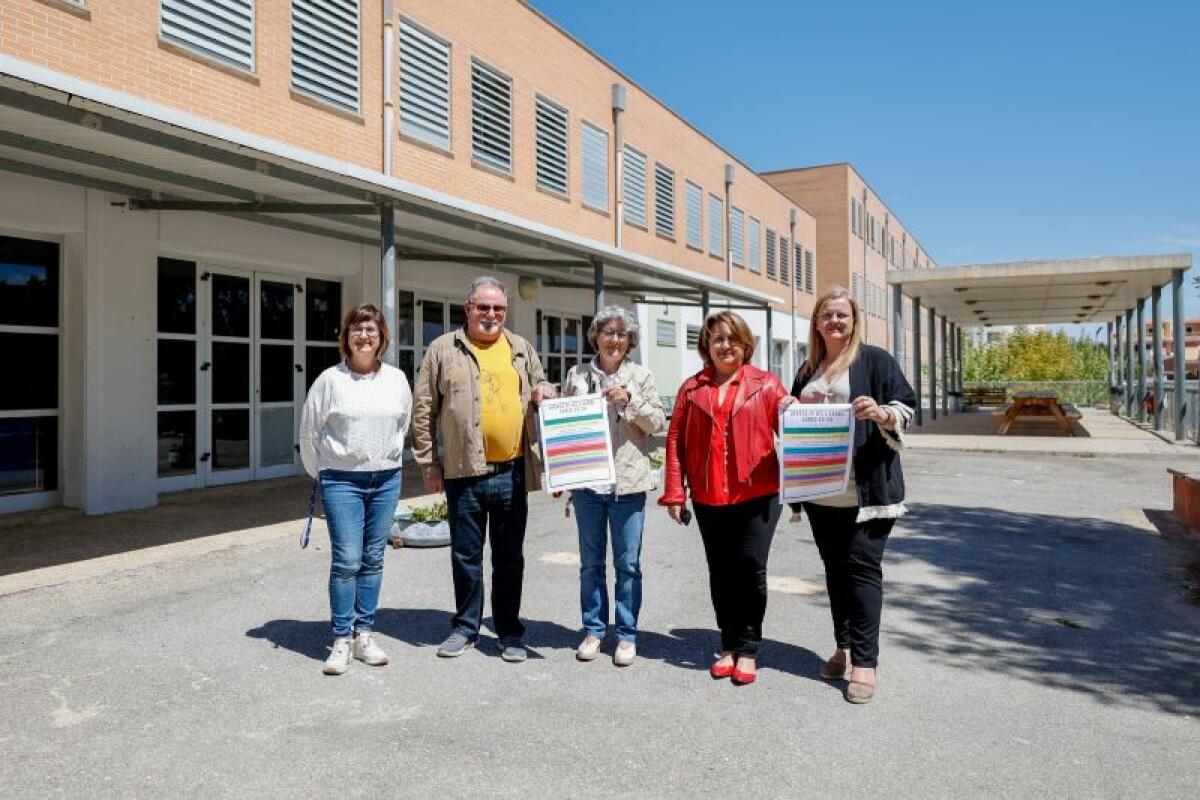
{"left": 783, "top": 287, "right": 915, "bottom": 704}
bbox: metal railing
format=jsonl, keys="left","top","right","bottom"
{"left": 1157, "top": 381, "right": 1200, "bottom": 442}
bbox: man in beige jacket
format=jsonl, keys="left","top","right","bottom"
{"left": 412, "top": 276, "right": 555, "bottom": 663}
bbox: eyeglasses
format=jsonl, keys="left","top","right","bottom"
{"left": 710, "top": 335, "right": 744, "bottom": 349}
{"left": 598, "top": 329, "right": 630, "bottom": 341}
{"left": 469, "top": 302, "right": 507, "bottom": 314}
{"left": 818, "top": 312, "right": 853, "bottom": 322}
{"left": 350, "top": 325, "right": 380, "bottom": 338}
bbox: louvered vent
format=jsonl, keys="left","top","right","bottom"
{"left": 581, "top": 122, "right": 609, "bottom": 210}
{"left": 471, "top": 60, "right": 512, "bottom": 172}
{"left": 685, "top": 182, "right": 703, "bottom": 250}
{"left": 623, "top": 146, "right": 647, "bottom": 226}
{"left": 398, "top": 19, "right": 450, "bottom": 149}
{"left": 654, "top": 163, "right": 675, "bottom": 238}
{"left": 160, "top": 0, "right": 255, "bottom": 72}
{"left": 291, "top": 0, "right": 360, "bottom": 112}
{"left": 535, "top": 96, "right": 568, "bottom": 195}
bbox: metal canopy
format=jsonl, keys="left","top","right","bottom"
{"left": 887, "top": 254, "right": 1193, "bottom": 327}
{"left": 0, "top": 67, "right": 779, "bottom": 309}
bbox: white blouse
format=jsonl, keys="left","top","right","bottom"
{"left": 299, "top": 362, "right": 412, "bottom": 477}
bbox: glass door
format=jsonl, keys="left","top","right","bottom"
{"left": 156, "top": 257, "right": 201, "bottom": 492}
{"left": 0, "top": 235, "right": 61, "bottom": 513}
{"left": 206, "top": 269, "right": 253, "bottom": 486}
{"left": 256, "top": 274, "right": 300, "bottom": 479}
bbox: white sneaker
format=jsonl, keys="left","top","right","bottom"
{"left": 576, "top": 635, "right": 602, "bottom": 662}
{"left": 324, "top": 636, "right": 352, "bottom": 675}
{"left": 352, "top": 631, "right": 389, "bottom": 666}
{"left": 613, "top": 642, "right": 636, "bottom": 667}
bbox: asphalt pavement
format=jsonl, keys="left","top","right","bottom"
{"left": 1, "top": 450, "right": 1199, "bottom": 798}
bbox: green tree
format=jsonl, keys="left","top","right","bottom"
{"left": 962, "top": 328, "right": 1107, "bottom": 382}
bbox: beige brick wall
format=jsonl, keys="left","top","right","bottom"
{"left": 765, "top": 163, "right": 941, "bottom": 351}
{"left": 1, "top": 0, "right": 384, "bottom": 168}
{"left": 391, "top": 0, "right": 815, "bottom": 316}
{"left": 4, "top": 0, "right": 815, "bottom": 315}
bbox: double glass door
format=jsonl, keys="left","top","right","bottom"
{"left": 157, "top": 259, "right": 325, "bottom": 491}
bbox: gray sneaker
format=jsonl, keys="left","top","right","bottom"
{"left": 436, "top": 631, "right": 475, "bottom": 658}
{"left": 498, "top": 638, "right": 527, "bottom": 663}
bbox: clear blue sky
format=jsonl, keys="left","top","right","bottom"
{"left": 531, "top": 0, "right": 1200, "bottom": 330}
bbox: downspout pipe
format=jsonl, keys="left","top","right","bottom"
{"left": 612, "top": 84, "right": 626, "bottom": 249}
{"left": 380, "top": 2, "right": 397, "bottom": 366}
{"left": 382, "top": 1, "right": 395, "bottom": 175}
{"left": 789, "top": 208, "right": 798, "bottom": 380}
{"left": 724, "top": 164, "right": 735, "bottom": 283}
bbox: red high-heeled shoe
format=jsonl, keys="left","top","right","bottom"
{"left": 710, "top": 660, "right": 736, "bottom": 680}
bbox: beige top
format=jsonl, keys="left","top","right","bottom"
{"left": 561, "top": 358, "right": 666, "bottom": 496}
{"left": 798, "top": 365, "right": 858, "bottom": 508}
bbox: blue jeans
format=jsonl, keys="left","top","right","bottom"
{"left": 319, "top": 468, "right": 402, "bottom": 637}
{"left": 572, "top": 489, "right": 646, "bottom": 643}
{"left": 445, "top": 460, "right": 528, "bottom": 641}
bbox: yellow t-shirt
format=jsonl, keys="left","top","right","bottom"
{"left": 470, "top": 335, "right": 524, "bottom": 462}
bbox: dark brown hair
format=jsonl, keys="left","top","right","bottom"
{"left": 338, "top": 303, "right": 390, "bottom": 362}
{"left": 697, "top": 310, "right": 756, "bottom": 366}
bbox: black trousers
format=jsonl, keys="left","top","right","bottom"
{"left": 803, "top": 503, "right": 895, "bottom": 669}
{"left": 694, "top": 494, "right": 782, "bottom": 656}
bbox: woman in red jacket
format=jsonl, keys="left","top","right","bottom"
{"left": 660, "top": 311, "right": 789, "bottom": 685}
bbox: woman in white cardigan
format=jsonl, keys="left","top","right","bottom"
{"left": 300, "top": 303, "right": 412, "bottom": 676}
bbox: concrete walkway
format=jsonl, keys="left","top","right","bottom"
{"left": 908, "top": 407, "right": 1193, "bottom": 456}
{"left": 1, "top": 450, "right": 1199, "bottom": 797}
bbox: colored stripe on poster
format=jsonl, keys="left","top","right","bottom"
{"left": 545, "top": 413, "right": 606, "bottom": 427}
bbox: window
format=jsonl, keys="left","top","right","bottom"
{"left": 654, "top": 163, "right": 675, "bottom": 238}
{"left": 685, "top": 181, "right": 703, "bottom": 250}
{"left": 1, "top": 236, "right": 60, "bottom": 502}
{"left": 398, "top": 18, "right": 451, "bottom": 149}
{"left": 656, "top": 318, "right": 677, "bottom": 347}
{"left": 748, "top": 217, "right": 761, "bottom": 273}
{"left": 160, "top": 0, "right": 255, "bottom": 72}
{"left": 290, "top": 0, "right": 360, "bottom": 113}
{"left": 686, "top": 324, "right": 701, "bottom": 349}
{"left": 623, "top": 146, "right": 647, "bottom": 226}
{"left": 535, "top": 95, "right": 568, "bottom": 195}
{"left": 851, "top": 273, "right": 861, "bottom": 304}
{"left": 794, "top": 242, "right": 804, "bottom": 288}
{"left": 707, "top": 194, "right": 723, "bottom": 257}
{"left": 779, "top": 236, "right": 789, "bottom": 285}
{"left": 805, "top": 250, "right": 815, "bottom": 293}
{"left": 581, "top": 121, "right": 609, "bottom": 211}
{"left": 729, "top": 207, "right": 745, "bottom": 268}
{"left": 765, "top": 229, "right": 777, "bottom": 279}
{"left": 470, "top": 59, "right": 511, "bottom": 173}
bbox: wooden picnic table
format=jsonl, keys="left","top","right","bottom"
{"left": 993, "top": 391, "right": 1081, "bottom": 436}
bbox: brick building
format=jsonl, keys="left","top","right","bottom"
{"left": 0, "top": 0, "right": 835, "bottom": 514}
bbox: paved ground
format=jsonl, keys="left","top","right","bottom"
{"left": 2, "top": 450, "right": 1200, "bottom": 798}
{"left": 908, "top": 407, "right": 1188, "bottom": 456}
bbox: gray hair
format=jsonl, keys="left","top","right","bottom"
{"left": 587, "top": 305, "right": 640, "bottom": 351}
{"left": 466, "top": 275, "right": 507, "bottom": 303}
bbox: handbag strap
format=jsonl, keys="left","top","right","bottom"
{"left": 300, "top": 477, "right": 318, "bottom": 549}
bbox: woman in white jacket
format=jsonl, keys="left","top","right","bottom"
{"left": 561, "top": 306, "right": 665, "bottom": 667}
{"left": 300, "top": 303, "right": 411, "bottom": 675}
